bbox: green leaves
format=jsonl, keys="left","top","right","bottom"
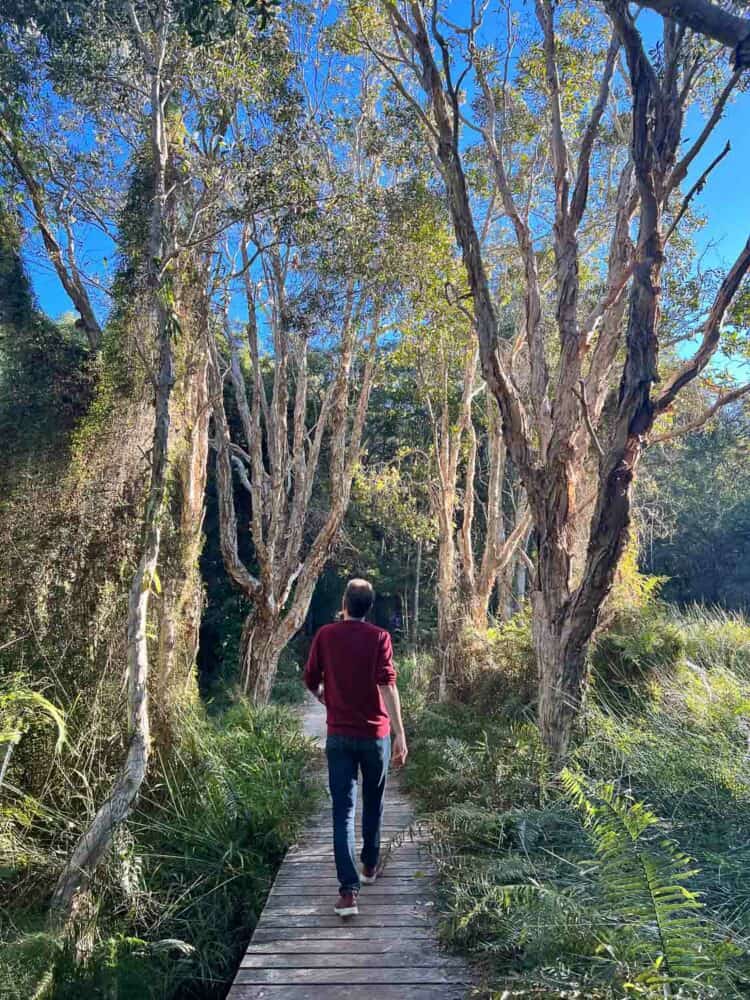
{"left": 177, "top": 0, "right": 281, "bottom": 46}
{"left": 562, "top": 769, "right": 714, "bottom": 994}
{"left": 0, "top": 683, "right": 66, "bottom": 758}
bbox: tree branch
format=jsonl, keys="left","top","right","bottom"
{"left": 663, "top": 139, "right": 730, "bottom": 244}
{"left": 573, "top": 379, "right": 605, "bottom": 459}
{"left": 655, "top": 236, "right": 750, "bottom": 411}
{"left": 570, "top": 33, "right": 620, "bottom": 229}
{"left": 635, "top": 0, "right": 750, "bottom": 68}
{"left": 0, "top": 128, "right": 102, "bottom": 349}
{"left": 649, "top": 382, "right": 750, "bottom": 443}
{"left": 667, "top": 69, "right": 741, "bottom": 196}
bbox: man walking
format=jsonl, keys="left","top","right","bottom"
{"left": 304, "top": 578, "right": 408, "bottom": 917}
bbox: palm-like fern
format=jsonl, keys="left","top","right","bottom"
{"left": 0, "top": 681, "right": 66, "bottom": 792}
{"left": 562, "top": 768, "right": 711, "bottom": 995}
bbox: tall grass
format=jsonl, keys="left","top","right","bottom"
{"left": 400, "top": 604, "right": 750, "bottom": 997}
{"left": 678, "top": 605, "right": 750, "bottom": 678}
{"left": 0, "top": 701, "right": 318, "bottom": 999}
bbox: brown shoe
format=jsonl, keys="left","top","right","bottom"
{"left": 334, "top": 890, "right": 358, "bottom": 917}
{"left": 361, "top": 864, "right": 378, "bottom": 884}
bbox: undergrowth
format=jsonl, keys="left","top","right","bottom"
{"left": 0, "top": 700, "right": 318, "bottom": 999}
{"left": 399, "top": 602, "right": 750, "bottom": 998}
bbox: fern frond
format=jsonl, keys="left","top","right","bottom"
{"left": 0, "top": 688, "right": 66, "bottom": 752}
{"left": 562, "top": 768, "right": 713, "bottom": 992}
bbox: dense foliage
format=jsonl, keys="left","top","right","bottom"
{"left": 641, "top": 411, "right": 750, "bottom": 611}
{"left": 399, "top": 597, "right": 750, "bottom": 997}
{"left": 0, "top": 206, "right": 92, "bottom": 483}
{"left": 1, "top": 700, "right": 316, "bottom": 998}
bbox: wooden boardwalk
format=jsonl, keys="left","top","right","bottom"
{"left": 226, "top": 699, "right": 470, "bottom": 999}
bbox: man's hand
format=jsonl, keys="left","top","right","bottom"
{"left": 392, "top": 731, "right": 408, "bottom": 768}
{"left": 379, "top": 683, "right": 407, "bottom": 767}
{"left": 314, "top": 685, "right": 325, "bottom": 706}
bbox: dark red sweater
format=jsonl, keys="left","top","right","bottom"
{"left": 303, "top": 620, "right": 396, "bottom": 738}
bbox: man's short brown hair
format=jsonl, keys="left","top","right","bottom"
{"left": 344, "top": 578, "right": 374, "bottom": 619}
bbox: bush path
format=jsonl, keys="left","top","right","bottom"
{"left": 226, "top": 696, "right": 471, "bottom": 999}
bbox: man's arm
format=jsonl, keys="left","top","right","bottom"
{"left": 378, "top": 684, "right": 408, "bottom": 766}
{"left": 375, "top": 630, "right": 407, "bottom": 765}
{"left": 303, "top": 633, "right": 325, "bottom": 704}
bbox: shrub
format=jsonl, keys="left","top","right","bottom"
{"left": 678, "top": 606, "right": 750, "bottom": 679}
{"left": 461, "top": 607, "right": 537, "bottom": 718}
{"left": 271, "top": 644, "right": 307, "bottom": 705}
{"left": 590, "top": 603, "right": 685, "bottom": 704}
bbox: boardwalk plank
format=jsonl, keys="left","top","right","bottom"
{"left": 240, "top": 951, "right": 462, "bottom": 969}
{"left": 234, "top": 967, "right": 468, "bottom": 985}
{"left": 270, "top": 886, "right": 431, "bottom": 898}
{"left": 275, "top": 865, "right": 427, "bottom": 876}
{"left": 262, "top": 904, "right": 436, "bottom": 918}
{"left": 250, "top": 926, "right": 435, "bottom": 942}
{"left": 273, "top": 874, "right": 431, "bottom": 884}
{"left": 258, "top": 915, "right": 434, "bottom": 928}
{"left": 296, "top": 830, "right": 425, "bottom": 839}
{"left": 243, "top": 939, "right": 446, "bottom": 954}
{"left": 227, "top": 987, "right": 467, "bottom": 999}
{"left": 285, "top": 846, "right": 428, "bottom": 860}
{"left": 276, "top": 872, "right": 431, "bottom": 880}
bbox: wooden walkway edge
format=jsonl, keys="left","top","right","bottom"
{"left": 226, "top": 698, "right": 471, "bottom": 999}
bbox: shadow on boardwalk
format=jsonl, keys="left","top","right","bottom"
{"left": 226, "top": 697, "right": 471, "bottom": 999}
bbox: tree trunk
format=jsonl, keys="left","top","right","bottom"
{"left": 49, "top": 44, "right": 173, "bottom": 922}
{"left": 413, "top": 538, "right": 422, "bottom": 646}
{"left": 0, "top": 739, "right": 15, "bottom": 792}
{"left": 50, "top": 292, "right": 174, "bottom": 919}
{"left": 435, "top": 505, "right": 458, "bottom": 700}
{"left": 436, "top": 550, "right": 476, "bottom": 699}
{"left": 500, "top": 568, "right": 515, "bottom": 621}
{"left": 532, "top": 592, "right": 589, "bottom": 760}
{"left": 50, "top": 509, "right": 165, "bottom": 918}
{"left": 154, "top": 351, "right": 210, "bottom": 729}
{"left": 240, "top": 609, "right": 284, "bottom": 705}
{"left": 514, "top": 530, "right": 533, "bottom": 608}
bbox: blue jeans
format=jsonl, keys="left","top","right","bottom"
{"left": 326, "top": 734, "right": 391, "bottom": 893}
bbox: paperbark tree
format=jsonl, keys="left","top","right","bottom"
{"left": 364, "top": 0, "right": 750, "bottom": 759}
{"left": 204, "top": 26, "right": 427, "bottom": 702}
{"left": 208, "top": 244, "right": 377, "bottom": 702}
{"left": 422, "top": 339, "right": 530, "bottom": 695}
{"left": 390, "top": 194, "right": 533, "bottom": 690}
{"left": 39, "top": 0, "right": 278, "bottom": 920}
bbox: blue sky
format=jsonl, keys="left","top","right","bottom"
{"left": 684, "top": 89, "right": 750, "bottom": 269}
